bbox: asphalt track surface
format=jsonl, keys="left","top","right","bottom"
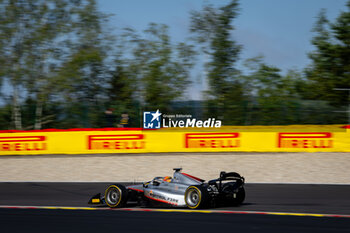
{"left": 0, "top": 183, "right": 350, "bottom": 232}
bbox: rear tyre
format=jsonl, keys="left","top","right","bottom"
{"left": 185, "top": 185, "right": 209, "bottom": 209}
{"left": 234, "top": 187, "right": 245, "bottom": 205}
{"left": 222, "top": 182, "right": 245, "bottom": 206}
{"left": 104, "top": 184, "right": 128, "bottom": 208}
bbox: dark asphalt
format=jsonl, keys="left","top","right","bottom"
{"left": 1, "top": 208, "right": 350, "bottom": 233}
{"left": 0, "top": 183, "right": 350, "bottom": 214}
{"left": 0, "top": 183, "right": 349, "bottom": 233}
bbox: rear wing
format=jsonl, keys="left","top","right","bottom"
{"left": 208, "top": 171, "right": 245, "bottom": 191}
{"left": 219, "top": 171, "right": 244, "bottom": 181}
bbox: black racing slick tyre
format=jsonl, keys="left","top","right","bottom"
{"left": 104, "top": 184, "right": 128, "bottom": 208}
{"left": 184, "top": 185, "right": 209, "bottom": 209}
{"left": 222, "top": 183, "right": 245, "bottom": 206}
{"left": 234, "top": 187, "right": 245, "bottom": 206}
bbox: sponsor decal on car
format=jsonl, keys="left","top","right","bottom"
{"left": 87, "top": 134, "right": 145, "bottom": 150}
{"left": 184, "top": 133, "right": 240, "bottom": 148}
{"left": 0, "top": 136, "right": 47, "bottom": 151}
{"left": 277, "top": 132, "right": 333, "bottom": 148}
{"left": 148, "top": 191, "right": 178, "bottom": 203}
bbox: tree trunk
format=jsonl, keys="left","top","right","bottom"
{"left": 12, "top": 85, "right": 22, "bottom": 130}
{"left": 34, "top": 98, "right": 43, "bottom": 130}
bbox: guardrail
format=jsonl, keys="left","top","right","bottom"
{"left": 0, "top": 125, "right": 349, "bottom": 155}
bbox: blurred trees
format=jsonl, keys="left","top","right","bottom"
{"left": 242, "top": 57, "right": 302, "bottom": 125}
{"left": 305, "top": 3, "right": 350, "bottom": 106}
{"left": 0, "top": 0, "right": 54, "bottom": 129}
{"left": 55, "top": 0, "right": 112, "bottom": 128}
{"left": 0, "top": 0, "right": 349, "bottom": 129}
{"left": 0, "top": 0, "right": 110, "bottom": 129}
{"left": 190, "top": 0, "right": 244, "bottom": 124}
{"left": 107, "top": 64, "right": 134, "bottom": 116}
{"left": 0, "top": 1, "right": 196, "bottom": 129}
{"left": 129, "top": 23, "right": 195, "bottom": 112}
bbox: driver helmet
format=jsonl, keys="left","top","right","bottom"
{"left": 163, "top": 176, "right": 172, "bottom": 182}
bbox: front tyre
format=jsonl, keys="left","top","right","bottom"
{"left": 185, "top": 185, "right": 209, "bottom": 209}
{"left": 104, "top": 184, "right": 127, "bottom": 208}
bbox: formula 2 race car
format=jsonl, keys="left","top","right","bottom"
{"left": 88, "top": 168, "right": 245, "bottom": 209}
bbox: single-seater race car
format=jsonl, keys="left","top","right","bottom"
{"left": 88, "top": 168, "right": 245, "bottom": 209}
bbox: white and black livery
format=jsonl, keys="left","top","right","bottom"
{"left": 88, "top": 168, "right": 245, "bottom": 209}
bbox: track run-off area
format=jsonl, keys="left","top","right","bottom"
{"left": 0, "top": 182, "right": 349, "bottom": 233}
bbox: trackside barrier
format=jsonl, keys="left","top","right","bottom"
{"left": 0, "top": 125, "right": 349, "bottom": 155}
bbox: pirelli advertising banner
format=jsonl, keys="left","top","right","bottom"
{"left": 0, "top": 125, "right": 349, "bottom": 155}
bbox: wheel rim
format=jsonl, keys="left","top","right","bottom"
{"left": 186, "top": 188, "right": 200, "bottom": 207}
{"left": 106, "top": 187, "right": 120, "bottom": 205}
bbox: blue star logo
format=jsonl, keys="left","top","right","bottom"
{"left": 143, "top": 110, "right": 162, "bottom": 129}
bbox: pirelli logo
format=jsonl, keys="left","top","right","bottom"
{"left": 277, "top": 132, "right": 333, "bottom": 148}
{"left": 87, "top": 134, "right": 145, "bottom": 150}
{"left": 0, "top": 136, "right": 47, "bottom": 151}
{"left": 185, "top": 133, "right": 240, "bottom": 148}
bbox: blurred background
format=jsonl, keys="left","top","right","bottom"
{"left": 0, "top": 0, "right": 349, "bottom": 129}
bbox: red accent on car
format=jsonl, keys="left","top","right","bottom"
{"left": 181, "top": 173, "right": 205, "bottom": 182}
{"left": 128, "top": 187, "right": 144, "bottom": 193}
